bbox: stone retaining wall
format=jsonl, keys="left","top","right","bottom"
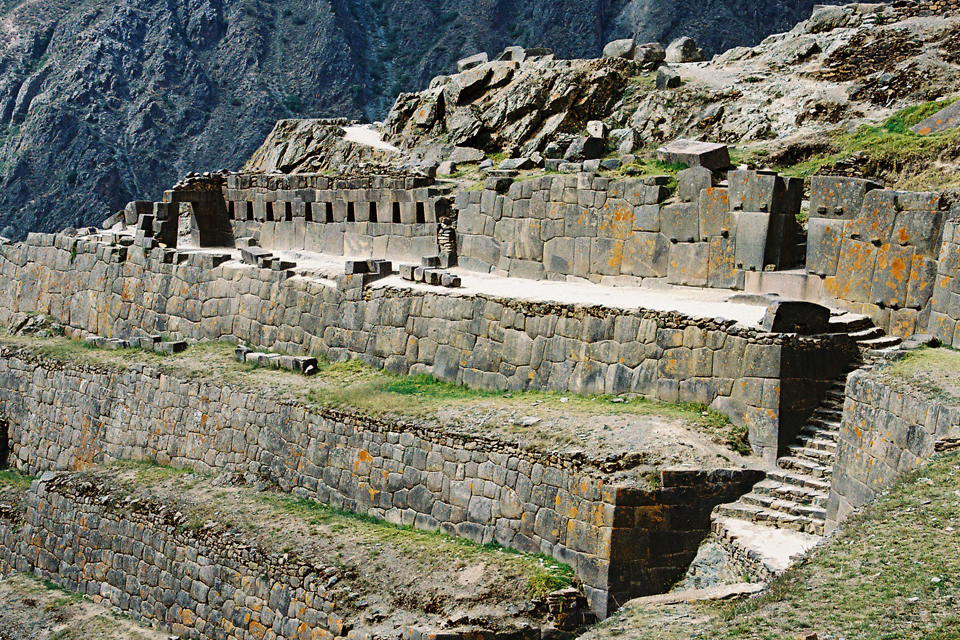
{"left": 223, "top": 174, "right": 452, "bottom": 262}
{"left": 0, "top": 350, "right": 761, "bottom": 617}
{"left": 0, "top": 233, "right": 854, "bottom": 462}
{"left": 0, "top": 475, "right": 356, "bottom": 640}
{"left": 826, "top": 361, "right": 960, "bottom": 531}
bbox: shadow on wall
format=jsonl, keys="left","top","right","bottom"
{"left": 0, "top": 418, "right": 8, "bottom": 469}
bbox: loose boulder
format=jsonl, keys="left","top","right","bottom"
{"left": 761, "top": 300, "right": 831, "bottom": 335}
{"left": 603, "top": 39, "right": 636, "bottom": 60}
{"left": 657, "top": 139, "right": 731, "bottom": 170}
{"left": 634, "top": 43, "right": 666, "bottom": 68}
{"left": 665, "top": 37, "right": 704, "bottom": 63}
{"left": 656, "top": 66, "right": 682, "bottom": 89}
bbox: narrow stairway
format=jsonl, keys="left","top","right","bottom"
{"left": 709, "top": 312, "right": 896, "bottom": 577}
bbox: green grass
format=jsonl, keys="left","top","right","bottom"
{"left": 617, "top": 157, "right": 686, "bottom": 193}
{"left": 107, "top": 458, "right": 198, "bottom": 484}
{"left": 266, "top": 494, "right": 574, "bottom": 598}
{"left": 775, "top": 99, "right": 960, "bottom": 189}
{"left": 0, "top": 468, "right": 34, "bottom": 488}
{"left": 885, "top": 346, "right": 960, "bottom": 403}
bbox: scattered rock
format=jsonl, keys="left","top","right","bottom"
{"left": 656, "top": 65, "right": 682, "bottom": 89}
{"left": 665, "top": 36, "right": 704, "bottom": 63}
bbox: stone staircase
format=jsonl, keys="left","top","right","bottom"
{"left": 709, "top": 312, "right": 897, "bottom": 578}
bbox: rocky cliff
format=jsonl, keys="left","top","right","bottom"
{"left": 0, "top": 0, "right": 832, "bottom": 239}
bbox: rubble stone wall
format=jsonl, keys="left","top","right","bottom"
{"left": 0, "top": 234, "right": 853, "bottom": 461}
{"left": 0, "top": 476, "right": 352, "bottom": 640}
{"left": 223, "top": 174, "right": 451, "bottom": 262}
{"left": 0, "top": 351, "right": 760, "bottom": 616}
{"left": 826, "top": 365, "right": 960, "bottom": 531}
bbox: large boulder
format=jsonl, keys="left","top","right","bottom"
{"left": 665, "top": 37, "right": 704, "bottom": 63}
{"left": 657, "top": 139, "right": 731, "bottom": 170}
{"left": 603, "top": 39, "right": 636, "bottom": 60}
{"left": 656, "top": 66, "right": 681, "bottom": 89}
{"left": 634, "top": 42, "right": 666, "bottom": 68}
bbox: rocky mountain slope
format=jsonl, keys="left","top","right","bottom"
{"left": 0, "top": 0, "right": 832, "bottom": 239}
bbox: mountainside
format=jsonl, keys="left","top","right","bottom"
{"left": 0, "top": 0, "right": 831, "bottom": 239}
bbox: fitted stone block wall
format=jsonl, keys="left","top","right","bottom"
{"left": 455, "top": 169, "right": 800, "bottom": 287}
{"left": 224, "top": 173, "right": 453, "bottom": 262}
{"left": 0, "top": 350, "right": 760, "bottom": 617}
{"left": 0, "top": 475, "right": 356, "bottom": 640}
{"left": 0, "top": 233, "right": 853, "bottom": 462}
{"left": 808, "top": 176, "right": 949, "bottom": 337}
{"left": 825, "top": 362, "right": 960, "bottom": 531}
{"left": 928, "top": 218, "right": 960, "bottom": 347}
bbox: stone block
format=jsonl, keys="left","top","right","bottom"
{"left": 728, "top": 170, "right": 801, "bottom": 217}
{"left": 870, "top": 244, "right": 914, "bottom": 308}
{"left": 809, "top": 176, "right": 880, "bottom": 219}
{"left": 707, "top": 236, "right": 738, "bottom": 289}
{"left": 457, "top": 52, "right": 488, "bottom": 72}
{"left": 892, "top": 209, "right": 945, "bottom": 257}
{"left": 906, "top": 255, "right": 938, "bottom": 309}
{"left": 544, "top": 237, "right": 575, "bottom": 275}
{"left": 850, "top": 189, "right": 897, "bottom": 245}
{"left": 657, "top": 139, "right": 730, "bottom": 170}
{"left": 677, "top": 167, "right": 713, "bottom": 203}
{"left": 632, "top": 205, "right": 661, "bottom": 232}
{"left": 667, "top": 243, "right": 709, "bottom": 286}
{"left": 806, "top": 218, "right": 845, "bottom": 276}
{"left": 698, "top": 187, "right": 730, "bottom": 240}
{"left": 912, "top": 100, "right": 960, "bottom": 135}
{"left": 622, "top": 232, "right": 669, "bottom": 278}
{"left": 734, "top": 211, "right": 770, "bottom": 271}
{"left": 660, "top": 203, "right": 699, "bottom": 243}
{"left": 591, "top": 238, "right": 624, "bottom": 276}
{"left": 829, "top": 239, "right": 879, "bottom": 303}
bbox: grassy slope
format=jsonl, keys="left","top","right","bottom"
{"left": 591, "top": 450, "right": 960, "bottom": 640}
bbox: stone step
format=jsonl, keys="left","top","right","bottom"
{"left": 800, "top": 425, "right": 839, "bottom": 442}
{"left": 824, "top": 389, "right": 846, "bottom": 404}
{"left": 788, "top": 445, "right": 836, "bottom": 466}
{"left": 811, "top": 407, "right": 843, "bottom": 422}
{"left": 860, "top": 335, "right": 902, "bottom": 349}
{"left": 849, "top": 326, "right": 885, "bottom": 341}
{"left": 828, "top": 313, "right": 874, "bottom": 333}
{"left": 795, "top": 436, "right": 837, "bottom": 454}
{"left": 713, "top": 502, "right": 824, "bottom": 535}
{"left": 712, "top": 516, "right": 823, "bottom": 576}
{"left": 739, "top": 492, "right": 828, "bottom": 522}
{"left": 751, "top": 479, "right": 829, "bottom": 507}
{"left": 767, "top": 469, "right": 831, "bottom": 492}
{"left": 778, "top": 455, "right": 832, "bottom": 478}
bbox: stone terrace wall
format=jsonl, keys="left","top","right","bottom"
{"left": 224, "top": 173, "right": 452, "bottom": 262}
{"left": 0, "top": 475, "right": 357, "bottom": 640}
{"left": 455, "top": 169, "right": 802, "bottom": 287}
{"left": 826, "top": 362, "right": 960, "bottom": 531}
{"left": 807, "top": 176, "right": 950, "bottom": 337}
{"left": 0, "top": 350, "right": 761, "bottom": 616}
{"left": 929, "top": 218, "right": 960, "bottom": 347}
{"left": 0, "top": 234, "right": 853, "bottom": 462}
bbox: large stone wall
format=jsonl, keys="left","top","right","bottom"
{"left": 929, "top": 218, "right": 960, "bottom": 347}
{"left": 0, "top": 349, "right": 761, "bottom": 616}
{"left": 455, "top": 169, "right": 801, "bottom": 287}
{"left": 223, "top": 174, "right": 452, "bottom": 262}
{"left": 825, "top": 360, "right": 960, "bottom": 531}
{"left": 0, "top": 233, "right": 853, "bottom": 461}
{"left": 807, "top": 176, "right": 950, "bottom": 337}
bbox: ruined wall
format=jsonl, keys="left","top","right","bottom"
{"left": 928, "top": 218, "right": 960, "bottom": 347}
{"left": 807, "top": 176, "right": 949, "bottom": 337}
{"left": 455, "top": 169, "right": 800, "bottom": 287}
{"left": 0, "top": 350, "right": 761, "bottom": 616}
{"left": 826, "top": 362, "right": 960, "bottom": 531}
{"left": 224, "top": 174, "right": 451, "bottom": 262}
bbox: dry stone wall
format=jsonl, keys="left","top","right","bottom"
{"left": 224, "top": 174, "right": 452, "bottom": 263}
{"left": 0, "top": 234, "right": 853, "bottom": 462}
{"left": 826, "top": 362, "right": 960, "bottom": 531}
{"left": 0, "top": 349, "right": 761, "bottom": 617}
